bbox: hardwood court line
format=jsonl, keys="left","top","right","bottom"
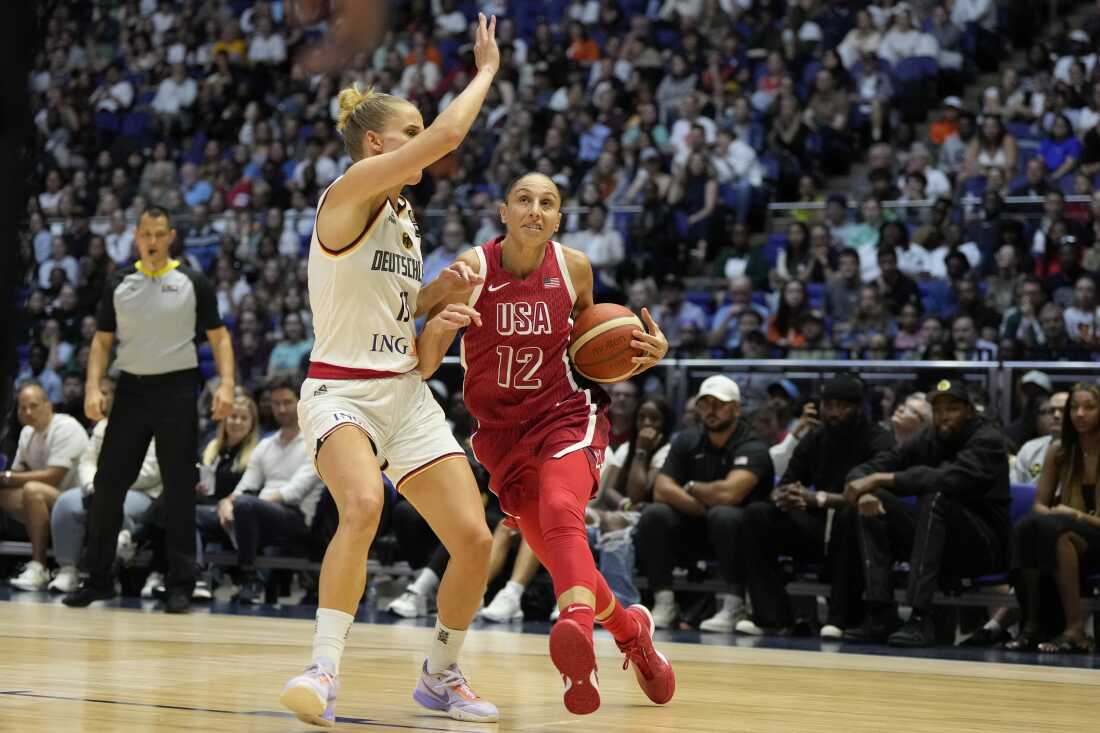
{"left": 0, "top": 690, "right": 488, "bottom": 732}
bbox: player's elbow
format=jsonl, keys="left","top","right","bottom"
{"left": 431, "top": 125, "right": 464, "bottom": 154}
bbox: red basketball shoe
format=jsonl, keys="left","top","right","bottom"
{"left": 548, "top": 618, "right": 600, "bottom": 715}
{"left": 617, "top": 604, "right": 676, "bottom": 704}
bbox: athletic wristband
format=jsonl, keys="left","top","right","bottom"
{"left": 618, "top": 498, "right": 633, "bottom": 512}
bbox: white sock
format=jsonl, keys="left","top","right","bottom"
{"left": 427, "top": 619, "right": 467, "bottom": 674}
{"left": 503, "top": 580, "right": 525, "bottom": 597}
{"left": 983, "top": 618, "right": 1002, "bottom": 633}
{"left": 655, "top": 589, "right": 675, "bottom": 607}
{"left": 409, "top": 568, "right": 440, "bottom": 597}
{"left": 312, "top": 608, "right": 355, "bottom": 674}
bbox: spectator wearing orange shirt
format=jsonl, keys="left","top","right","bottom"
{"left": 929, "top": 96, "right": 962, "bottom": 146}
{"left": 566, "top": 21, "right": 600, "bottom": 65}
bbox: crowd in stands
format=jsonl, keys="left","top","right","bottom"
{"left": 6, "top": 1, "right": 1100, "bottom": 651}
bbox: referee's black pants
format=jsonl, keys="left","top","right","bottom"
{"left": 857, "top": 490, "right": 1008, "bottom": 612}
{"left": 83, "top": 369, "right": 200, "bottom": 593}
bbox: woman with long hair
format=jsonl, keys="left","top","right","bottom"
{"left": 279, "top": 15, "right": 502, "bottom": 726}
{"left": 962, "top": 114, "right": 1019, "bottom": 181}
{"left": 1006, "top": 382, "right": 1100, "bottom": 653}
{"left": 199, "top": 394, "right": 260, "bottom": 500}
{"left": 767, "top": 279, "right": 811, "bottom": 349}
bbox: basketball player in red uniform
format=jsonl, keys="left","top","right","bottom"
{"left": 417, "top": 173, "right": 676, "bottom": 715}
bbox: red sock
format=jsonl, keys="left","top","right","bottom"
{"left": 595, "top": 574, "right": 639, "bottom": 644}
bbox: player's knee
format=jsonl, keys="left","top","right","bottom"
{"left": 340, "top": 491, "right": 383, "bottom": 535}
{"left": 449, "top": 520, "right": 492, "bottom": 563}
{"left": 541, "top": 492, "right": 582, "bottom": 524}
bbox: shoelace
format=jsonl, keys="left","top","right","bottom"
{"left": 435, "top": 667, "right": 479, "bottom": 699}
{"left": 304, "top": 664, "right": 335, "bottom": 686}
{"left": 617, "top": 637, "right": 653, "bottom": 676}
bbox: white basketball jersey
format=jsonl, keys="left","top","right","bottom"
{"left": 307, "top": 181, "right": 423, "bottom": 376}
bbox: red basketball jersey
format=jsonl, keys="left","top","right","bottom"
{"left": 461, "top": 237, "right": 597, "bottom": 430}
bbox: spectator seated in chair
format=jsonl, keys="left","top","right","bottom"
{"left": 635, "top": 375, "right": 774, "bottom": 631}
{"left": 1, "top": 382, "right": 88, "bottom": 591}
{"left": 738, "top": 375, "right": 895, "bottom": 638}
{"left": 582, "top": 396, "right": 676, "bottom": 611}
{"left": 1006, "top": 383, "right": 1100, "bottom": 654}
{"left": 204, "top": 376, "right": 323, "bottom": 604}
{"left": 843, "top": 378, "right": 1011, "bottom": 647}
{"left": 48, "top": 375, "right": 162, "bottom": 594}
{"left": 186, "top": 392, "right": 261, "bottom": 601}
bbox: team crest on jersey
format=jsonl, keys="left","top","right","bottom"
{"left": 402, "top": 232, "right": 414, "bottom": 249}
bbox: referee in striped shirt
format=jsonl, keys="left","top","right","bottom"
{"left": 64, "top": 207, "right": 236, "bottom": 613}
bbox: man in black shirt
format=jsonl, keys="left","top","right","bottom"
{"left": 738, "top": 375, "right": 894, "bottom": 637}
{"left": 635, "top": 375, "right": 774, "bottom": 631}
{"left": 843, "top": 379, "right": 1010, "bottom": 647}
{"left": 64, "top": 207, "right": 236, "bottom": 613}
{"left": 874, "top": 246, "right": 920, "bottom": 315}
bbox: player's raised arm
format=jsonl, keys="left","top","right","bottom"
{"left": 320, "top": 14, "right": 498, "bottom": 242}
{"left": 416, "top": 249, "right": 483, "bottom": 379}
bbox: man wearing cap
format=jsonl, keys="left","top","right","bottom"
{"left": 766, "top": 379, "right": 800, "bottom": 433}
{"left": 738, "top": 375, "right": 894, "bottom": 638}
{"left": 1054, "top": 30, "right": 1095, "bottom": 84}
{"left": 1004, "top": 369, "right": 1053, "bottom": 451}
{"left": 636, "top": 375, "right": 774, "bottom": 631}
{"left": 842, "top": 379, "right": 1010, "bottom": 647}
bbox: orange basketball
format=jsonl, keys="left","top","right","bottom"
{"left": 568, "top": 303, "right": 645, "bottom": 383}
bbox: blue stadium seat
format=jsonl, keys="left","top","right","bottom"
{"left": 1009, "top": 483, "right": 1038, "bottom": 523}
{"left": 763, "top": 234, "right": 786, "bottom": 267}
{"left": 960, "top": 176, "right": 987, "bottom": 198}
{"left": 917, "top": 279, "right": 954, "bottom": 318}
{"left": 968, "top": 484, "right": 1038, "bottom": 586}
{"left": 684, "top": 290, "right": 714, "bottom": 313}
{"left": 806, "top": 282, "right": 825, "bottom": 311}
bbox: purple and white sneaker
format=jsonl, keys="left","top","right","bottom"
{"left": 412, "top": 660, "right": 499, "bottom": 722}
{"left": 280, "top": 660, "right": 339, "bottom": 727}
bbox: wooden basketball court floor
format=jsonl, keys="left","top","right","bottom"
{"left": 0, "top": 600, "right": 1096, "bottom": 733}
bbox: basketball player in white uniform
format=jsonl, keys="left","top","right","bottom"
{"left": 280, "top": 15, "right": 500, "bottom": 727}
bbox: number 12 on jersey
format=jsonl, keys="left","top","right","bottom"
{"left": 495, "top": 345, "right": 543, "bottom": 390}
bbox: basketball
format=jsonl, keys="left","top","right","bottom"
{"left": 568, "top": 303, "right": 644, "bottom": 383}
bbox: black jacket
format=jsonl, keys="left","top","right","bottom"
{"left": 782, "top": 416, "right": 895, "bottom": 494}
{"left": 847, "top": 416, "right": 1010, "bottom": 526}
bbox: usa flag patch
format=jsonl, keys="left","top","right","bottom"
{"left": 543, "top": 276, "right": 560, "bottom": 288}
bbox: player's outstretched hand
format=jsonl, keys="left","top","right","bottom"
{"left": 432, "top": 303, "right": 482, "bottom": 335}
{"left": 474, "top": 13, "right": 500, "bottom": 75}
{"left": 631, "top": 307, "right": 669, "bottom": 373}
{"left": 439, "top": 260, "right": 485, "bottom": 293}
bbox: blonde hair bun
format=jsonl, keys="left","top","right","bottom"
{"left": 337, "top": 83, "right": 375, "bottom": 134}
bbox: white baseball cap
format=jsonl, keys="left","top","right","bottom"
{"left": 1021, "top": 370, "right": 1053, "bottom": 394}
{"left": 696, "top": 375, "right": 740, "bottom": 403}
